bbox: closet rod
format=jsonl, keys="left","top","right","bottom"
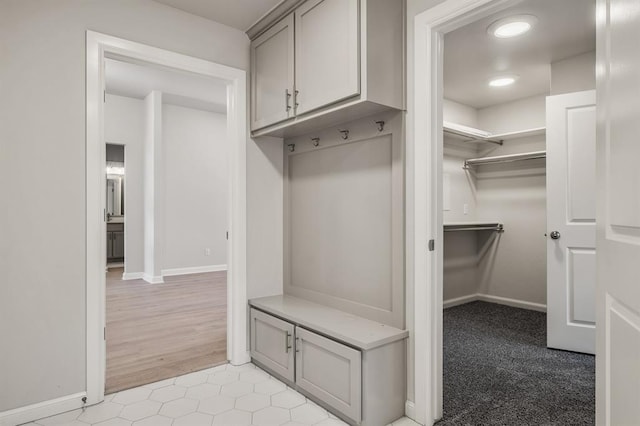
{"left": 444, "top": 223, "right": 504, "bottom": 232}
{"left": 463, "top": 150, "right": 546, "bottom": 169}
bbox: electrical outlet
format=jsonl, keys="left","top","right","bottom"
{"left": 205, "top": 248, "right": 211, "bottom": 256}
{"left": 463, "top": 203, "right": 469, "bottom": 215}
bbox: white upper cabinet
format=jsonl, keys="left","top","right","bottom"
{"left": 294, "top": 0, "right": 359, "bottom": 115}
{"left": 248, "top": 0, "right": 404, "bottom": 137}
{"left": 251, "top": 14, "right": 295, "bottom": 130}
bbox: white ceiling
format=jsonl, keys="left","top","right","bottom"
{"left": 152, "top": 0, "right": 283, "bottom": 31}
{"left": 443, "top": 0, "right": 596, "bottom": 109}
{"left": 105, "top": 58, "right": 228, "bottom": 113}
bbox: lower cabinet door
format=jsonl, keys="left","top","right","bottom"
{"left": 250, "top": 308, "right": 295, "bottom": 382}
{"left": 295, "top": 328, "right": 362, "bottom": 423}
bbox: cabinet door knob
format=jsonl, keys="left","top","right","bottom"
{"left": 285, "top": 331, "right": 292, "bottom": 353}
{"left": 550, "top": 231, "right": 561, "bottom": 240}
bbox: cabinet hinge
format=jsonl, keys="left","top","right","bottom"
{"left": 428, "top": 239, "right": 435, "bottom": 251}
{"left": 226, "top": 231, "right": 229, "bottom": 240}
{"left": 103, "top": 327, "right": 106, "bottom": 340}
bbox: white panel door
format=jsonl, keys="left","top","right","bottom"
{"left": 295, "top": 0, "right": 359, "bottom": 115}
{"left": 596, "top": 0, "right": 640, "bottom": 424}
{"left": 546, "top": 90, "right": 596, "bottom": 354}
{"left": 251, "top": 14, "right": 295, "bottom": 130}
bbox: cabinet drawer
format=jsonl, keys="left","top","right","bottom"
{"left": 296, "top": 327, "right": 362, "bottom": 423}
{"left": 250, "top": 308, "right": 295, "bottom": 382}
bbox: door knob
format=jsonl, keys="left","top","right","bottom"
{"left": 550, "top": 231, "right": 561, "bottom": 240}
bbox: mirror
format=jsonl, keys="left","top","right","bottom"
{"left": 107, "top": 176, "right": 124, "bottom": 217}
{"left": 106, "top": 144, "right": 125, "bottom": 219}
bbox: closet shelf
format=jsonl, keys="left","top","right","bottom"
{"left": 443, "top": 122, "right": 503, "bottom": 146}
{"left": 444, "top": 222, "right": 504, "bottom": 232}
{"left": 463, "top": 150, "right": 546, "bottom": 169}
{"left": 444, "top": 122, "right": 546, "bottom": 146}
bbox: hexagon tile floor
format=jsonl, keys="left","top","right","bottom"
{"left": 25, "top": 363, "right": 420, "bottom": 426}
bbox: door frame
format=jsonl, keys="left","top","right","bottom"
{"left": 410, "top": 0, "right": 517, "bottom": 423}
{"left": 86, "top": 31, "right": 249, "bottom": 404}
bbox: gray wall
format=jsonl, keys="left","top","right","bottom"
{"left": 0, "top": 0, "right": 284, "bottom": 413}
{"left": 550, "top": 51, "right": 596, "bottom": 95}
{"left": 163, "top": 104, "right": 228, "bottom": 271}
{"left": 105, "top": 94, "right": 146, "bottom": 275}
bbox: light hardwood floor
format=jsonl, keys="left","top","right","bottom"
{"left": 105, "top": 268, "right": 227, "bottom": 394}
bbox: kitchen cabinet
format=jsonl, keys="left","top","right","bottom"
{"left": 248, "top": 0, "right": 404, "bottom": 138}
{"left": 249, "top": 296, "right": 407, "bottom": 426}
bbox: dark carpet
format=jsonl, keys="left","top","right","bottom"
{"left": 436, "top": 302, "right": 595, "bottom": 426}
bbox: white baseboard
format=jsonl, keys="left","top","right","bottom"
{"left": 0, "top": 392, "right": 86, "bottom": 426}
{"left": 122, "top": 272, "right": 144, "bottom": 280}
{"left": 142, "top": 274, "right": 164, "bottom": 284}
{"left": 476, "top": 293, "right": 546, "bottom": 312}
{"left": 404, "top": 400, "right": 419, "bottom": 422}
{"left": 161, "top": 264, "right": 227, "bottom": 277}
{"left": 443, "top": 294, "right": 478, "bottom": 309}
{"left": 443, "top": 293, "right": 547, "bottom": 312}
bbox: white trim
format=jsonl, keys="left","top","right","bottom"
{"left": 404, "top": 400, "right": 416, "bottom": 420}
{"left": 142, "top": 274, "right": 165, "bottom": 284}
{"left": 443, "top": 293, "right": 547, "bottom": 312}
{"left": 86, "top": 31, "right": 248, "bottom": 405}
{"left": 476, "top": 294, "right": 547, "bottom": 312}
{"left": 0, "top": 392, "right": 86, "bottom": 426}
{"left": 162, "top": 264, "right": 228, "bottom": 276}
{"left": 411, "top": 1, "right": 515, "bottom": 423}
{"left": 122, "top": 272, "right": 145, "bottom": 280}
{"left": 443, "top": 294, "right": 478, "bottom": 309}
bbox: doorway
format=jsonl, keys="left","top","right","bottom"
{"left": 101, "top": 57, "right": 232, "bottom": 393}
{"left": 106, "top": 143, "right": 125, "bottom": 269}
{"left": 411, "top": 0, "right": 597, "bottom": 423}
{"left": 86, "top": 31, "right": 249, "bottom": 405}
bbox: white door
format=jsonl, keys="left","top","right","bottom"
{"left": 250, "top": 14, "right": 295, "bottom": 130}
{"left": 595, "top": 0, "right": 640, "bottom": 424}
{"left": 546, "top": 90, "right": 597, "bottom": 354}
{"left": 295, "top": 0, "right": 359, "bottom": 115}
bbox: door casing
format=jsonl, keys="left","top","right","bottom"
{"left": 410, "top": 0, "right": 550, "bottom": 423}
{"left": 86, "top": 31, "right": 250, "bottom": 405}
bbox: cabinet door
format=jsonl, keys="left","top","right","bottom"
{"left": 295, "top": 0, "right": 359, "bottom": 115}
{"left": 112, "top": 231, "right": 125, "bottom": 259}
{"left": 106, "top": 232, "right": 113, "bottom": 259}
{"left": 251, "top": 14, "right": 295, "bottom": 131}
{"left": 295, "top": 328, "right": 361, "bottom": 423}
{"left": 250, "top": 309, "right": 295, "bottom": 382}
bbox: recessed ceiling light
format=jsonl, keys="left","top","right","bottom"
{"left": 488, "top": 15, "right": 538, "bottom": 39}
{"left": 489, "top": 75, "right": 518, "bottom": 87}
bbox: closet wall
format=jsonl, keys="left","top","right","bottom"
{"left": 443, "top": 50, "right": 595, "bottom": 309}
{"left": 443, "top": 96, "right": 546, "bottom": 307}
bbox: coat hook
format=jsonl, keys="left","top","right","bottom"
{"left": 338, "top": 129, "right": 349, "bottom": 140}
{"left": 311, "top": 137, "right": 320, "bottom": 147}
{"left": 375, "top": 120, "right": 385, "bottom": 132}
{"left": 288, "top": 144, "right": 295, "bottom": 152}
